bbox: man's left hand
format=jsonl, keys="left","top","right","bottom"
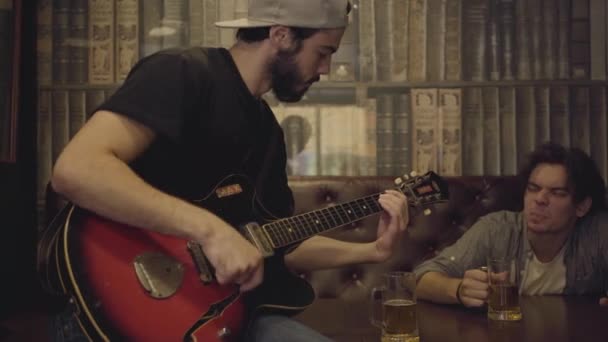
{"left": 599, "top": 294, "right": 608, "bottom": 306}
{"left": 373, "top": 190, "right": 409, "bottom": 262}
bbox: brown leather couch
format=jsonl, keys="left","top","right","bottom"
{"left": 289, "top": 176, "right": 523, "bottom": 342}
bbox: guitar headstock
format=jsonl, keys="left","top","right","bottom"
{"left": 395, "top": 171, "right": 449, "bottom": 212}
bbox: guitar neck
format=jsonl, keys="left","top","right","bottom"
{"left": 261, "top": 193, "right": 384, "bottom": 249}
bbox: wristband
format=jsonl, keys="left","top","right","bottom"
{"left": 455, "top": 280, "right": 464, "bottom": 305}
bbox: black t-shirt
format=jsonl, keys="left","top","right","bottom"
{"left": 97, "top": 47, "right": 294, "bottom": 219}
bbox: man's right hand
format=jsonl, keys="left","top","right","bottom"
{"left": 199, "top": 219, "right": 264, "bottom": 292}
{"left": 457, "top": 269, "right": 489, "bottom": 307}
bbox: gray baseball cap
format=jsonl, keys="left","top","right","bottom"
{"left": 215, "top": 0, "right": 350, "bottom": 29}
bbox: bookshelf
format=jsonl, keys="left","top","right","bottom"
{"left": 34, "top": 0, "right": 608, "bottom": 228}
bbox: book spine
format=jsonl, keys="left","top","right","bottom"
{"left": 88, "top": 0, "right": 115, "bottom": 84}
{"left": 482, "top": 87, "right": 500, "bottom": 175}
{"left": 462, "top": 87, "right": 484, "bottom": 175}
{"left": 53, "top": 0, "right": 71, "bottom": 84}
{"left": 37, "top": 0, "right": 53, "bottom": 86}
{"left": 393, "top": 93, "right": 411, "bottom": 174}
{"left": 357, "top": 0, "right": 376, "bottom": 82}
{"left": 549, "top": 85, "right": 570, "bottom": 147}
{"left": 515, "top": 86, "right": 536, "bottom": 164}
{"left": 426, "top": 0, "right": 445, "bottom": 81}
{"left": 408, "top": 0, "right": 427, "bottom": 81}
{"left": 116, "top": 0, "right": 139, "bottom": 82}
{"left": 499, "top": 87, "right": 517, "bottom": 175}
{"left": 444, "top": 0, "right": 462, "bottom": 81}
{"left": 411, "top": 88, "right": 438, "bottom": 174}
{"left": 69, "top": 0, "right": 89, "bottom": 84}
{"left": 376, "top": 94, "right": 396, "bottom": 176}
{"left": 438, "top": 88, "right": 462, "bottom": 176}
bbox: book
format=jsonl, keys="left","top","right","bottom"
{"left": 393, "top": 93, "right": 411, "bottom": 175}
{"left": 88, "top": 0, "right": 115, "bottom": 84}
{"left": 462, "top": 87, "right": 483, "bottom": 175}
{"left": 556, "top": 0, "right": 570, "bottom": 79}
{"left": 590, "top": 0, "right": 606, "bottom": 80}
{"left": 570, "top": 87, "right": 591, "bottom": 154}
{"left": 589, "top": 86, "right": 607, "bottom": 181}
{"left": 116, "top": 0, "right": 139, "bottom": 82}
{"left": 462, "top": 0, "right": 487, "bottom": 81}
{"left": 571, "top": 0, "right": 590, "bottom": 79}
{"left": 408, "top": 0, "right": 427, "bottom": 82}
{"left": 549, "top": 86, "right": 570, "bottom": 147}
{"left": 69, "top": 0, "right": 88, "bottom": 84}
{"left": 426, "top": 0, "right": 446, "bottom": 81}
{"left": 376, "top": 94, "right": 395, "bottom": 176}
{"left": 361, "top": 98, "right": 377, "bottom": 176}
{"left": 357, "top": 0, "right": 376, "bottom": 82}
{"left": 438, "top": 88, "right": 462, "bottom": 176}
{"left": 444, "top": 0, "right": 462, "bottom": 81}
{"left": 69, "top": 90, "right": 87, "bottom": 138}
{"left": 53, "top": 0, "right": 70, "bottom": 84}
{"left": 514, "top": 0, "right": 531, "bottom": 80}
{"left": 51, "top": 90, "right": 70, "bottom": 162}
{"left": 534, "top": 86, "right": 550, "bottom": 145}
{"left": 37, "top": 90, "right": 53, "bottom": 231}
{"left": 515, "top": 87, "right": 536, "bottom": 166}
{"left": 411, "top": 88, "right": 438, "bottom": 174}
{"left": 36, "top": 0, "right": 53, "bottom": 86}
{"left": 499, "top": 87, "right": 517, "bottom": 175}
{"left": 498, "top": 0, "right": 515, "bottom": 80}
{"left": 482, "top": 87, "right": 500, "bottom": 175}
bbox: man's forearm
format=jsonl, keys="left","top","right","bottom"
{"left": 52, "top": 152, "right": 220, "bottom": 242}
{"left": 284, "top": 236, "right": 379, "bottom": 273}
{"left": 416, "top": 271, "right": 462, "bottom": 304}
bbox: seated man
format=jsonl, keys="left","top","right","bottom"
{"left": 414, "top": 142, "right": 608, "bottom": 306}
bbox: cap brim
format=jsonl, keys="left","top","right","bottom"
{"left": 215, "top": 18, "right": 275, "bottom": 28}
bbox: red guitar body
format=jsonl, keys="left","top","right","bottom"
{"left": 43, "top": 174, "right": 315, "bottom": 341}
{"left": 66, "top": 212, "right": 245, "bottom": 341}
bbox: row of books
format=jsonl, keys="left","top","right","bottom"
{"left": 354, "top": 0, "right": 606, "bottom": 83}
{"left": 269, "top": 85, "right": 608, "bottom": 181}
{"left": 38, "top": 0, "right": 608, "bottom": 87}
{"left": 37, "top": 0, "right": 247, "bottom": 86}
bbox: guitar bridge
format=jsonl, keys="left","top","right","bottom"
{"left": 241, "top": 222, "right": 274, "bottom": 257}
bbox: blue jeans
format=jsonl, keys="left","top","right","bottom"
{"left": 50, "top": 305, "right": 333, "bottom": 342}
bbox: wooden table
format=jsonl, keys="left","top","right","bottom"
{"left": 416, "top": 296, "right": 608, "bottom": 342}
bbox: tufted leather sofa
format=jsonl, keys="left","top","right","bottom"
{"left": 288, "top": 176, "right": 523, "bottom": 342}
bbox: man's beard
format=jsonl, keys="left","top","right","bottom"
{"left": 270, "top": 50, "right": 316, "bottom": 103}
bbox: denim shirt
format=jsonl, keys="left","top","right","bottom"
{"left": 413, "top": 210, "right": 608, "bottom": 295}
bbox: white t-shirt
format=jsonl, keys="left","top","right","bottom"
{"left": 520, "top": 245, "right": 567, "bottom": 295}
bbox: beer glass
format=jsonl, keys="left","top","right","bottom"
{"left": 487, "top": 257, "right": 522, "bottom": 321}
{"left": 371, "top": 272, "right": 419, "bottom": 342}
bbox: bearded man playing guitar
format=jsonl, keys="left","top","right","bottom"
{"left": 43, "top": 0, "right": 410, "bottom": 341}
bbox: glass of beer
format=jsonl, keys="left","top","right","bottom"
{"left": 487, "top": 257, "right": 522, "bottom": 321}
{"left": 370, "top": 272, "right": 419, "bottom": 342}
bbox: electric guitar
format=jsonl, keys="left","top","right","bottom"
{"left": 39, "top": 171, "right": 448, "bottom": 341}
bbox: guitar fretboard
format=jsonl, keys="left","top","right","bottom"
{"left": 262, "top": 194, "right": 383, "bottom": 248}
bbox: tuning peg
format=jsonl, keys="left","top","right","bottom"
{"left": 410, "top": 171, "right": 418, "bottom": 177}
{"left": 423, "top": 208, "right": 432, "bottom": 216}
{"left": 394, "top": 177, "right": 403, "bottom": 185}
{"left": 402, "top": 174, "right": 410, "bottom": 180}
